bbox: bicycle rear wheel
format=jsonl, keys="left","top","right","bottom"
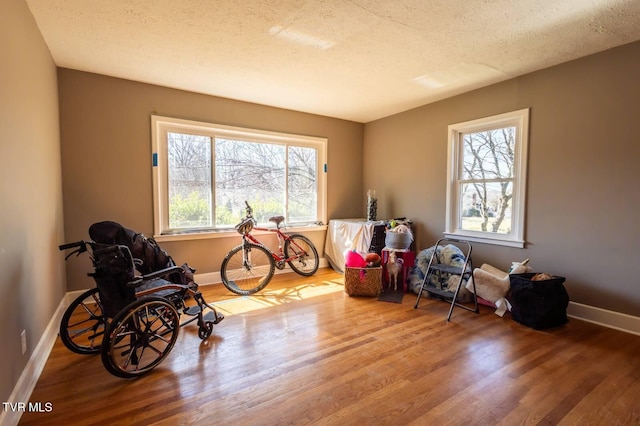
{"left": 285, "top": 234, "right": 319, "bottom": 276}
{"left": 221, "top": 243, "right": 275, "bottom": 295}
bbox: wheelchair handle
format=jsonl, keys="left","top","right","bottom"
{"left": 59, "top": 240, "right": 86, "bottom": 251}
{"left": 59, "top": 240, "right": 91, "bottom": 260}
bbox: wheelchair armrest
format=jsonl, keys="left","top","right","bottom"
{"left": 127, "top": 265, "right": 186, "bottom": 288}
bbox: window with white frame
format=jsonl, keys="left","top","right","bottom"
{"left": 445, "top": 109, "right": 529, "bottom": 248}
{"left": 151, "top": 115, "right": 327, "bottom": 238}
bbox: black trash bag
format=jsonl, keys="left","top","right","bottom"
{"left": 509, "top": 273, "right": 569, "bottom": 330}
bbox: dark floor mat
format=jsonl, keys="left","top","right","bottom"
{"left": 378, "top": 288, "right": 405, "bottom": 303}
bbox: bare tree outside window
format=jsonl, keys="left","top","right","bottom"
{"left": 288, "top": 146, "right": 317, "bottom": 222}
{"left": 446, "top": 108, "right": 528, "bottom": 247}
{"left": 167, "top": 133, "right": 212, "bottom": 229}
{"left": 215, "top": 138, "right": 286, "bottom": 225}
{"left": 153, "top": 116, "right": 327, "bottom": 236}
{"left": 460, "top": 127, "right": 515, "bottom": 234}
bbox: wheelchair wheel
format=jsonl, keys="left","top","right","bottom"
{"left": 284, "top": 234, "right": 319, "bottom": 277}
{"left": 220, "top": 243, "right": 275, "bottom": 295}
{"left": 101, "top": 296, "right": 180, "bottom": 378}
{"left": 198, "top": 322, "right": 213, "bottom": 340}
{"left": 60, "top": 288, "right": 106, "bottom": 354}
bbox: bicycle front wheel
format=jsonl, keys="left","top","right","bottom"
{"left": 285, "top": 234, "right": 319, "bottom": 276}
{"left": 221, "top": 243, "right": 275, "bottom": 295}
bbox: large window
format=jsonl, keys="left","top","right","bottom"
{"left": 151, "top": 116, "right": 327, "bottom": 238}
{"left": 445, "top": 109, "right": 529, "bottom": 247}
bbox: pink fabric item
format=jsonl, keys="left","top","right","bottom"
{"left": 344, "top": 250, "right": 366, "bottom": 268}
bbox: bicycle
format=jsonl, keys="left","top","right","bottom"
{"left": 220, "top": 201, "right": 320, "bottom": 295}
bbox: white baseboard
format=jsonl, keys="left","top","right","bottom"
{"left": 0, "top": 296, "right": 67, "bottom": 426}
{"left": 567, "top": 301, "right": 640, "bottom": 336}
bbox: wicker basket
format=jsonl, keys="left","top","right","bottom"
{"left": 344, "top": 267, "right": 382, "bottom": 297}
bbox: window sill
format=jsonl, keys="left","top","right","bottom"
{"left": 154, "top": 224, "right": 328, "bottom": 243}
{"left": 443, "top": 232, "right": 525, "bottom": 248}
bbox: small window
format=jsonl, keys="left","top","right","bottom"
{"left": 445, "top": 109, "right": 529, "bottom": 247}
{"left": 152, "top": 116, "right": 327, "bottom": 238}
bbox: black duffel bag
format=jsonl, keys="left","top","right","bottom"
{"left": 509, "top": 273, "right": 569, "bottom": 329}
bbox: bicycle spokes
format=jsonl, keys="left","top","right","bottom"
{"left": 284, "top": 234, "right": 319, "bottom": 277}
{"left": 221, "top": 242, "right": 275, "bottom": 295}
{"left": 243, "top": 245, "right": 258, "bottom": 270}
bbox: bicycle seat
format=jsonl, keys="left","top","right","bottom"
{"left": 268, "top": 216, "right": 285, "bottom": 226}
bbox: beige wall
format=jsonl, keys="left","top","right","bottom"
{"left": 0, "top": 0, "right": 65, "bottom": 403}
{"left": 364, "top": 41, "right": 640, "bottom": 316}
{"left": 57, "top": 69, "right": 364, "bottom": 291}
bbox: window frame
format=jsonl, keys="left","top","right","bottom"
{"left": 444, "top": 108, "right": 530, "bottom": 248}
{"left": 151, "top": 115, "right": 327, "bottom": 241}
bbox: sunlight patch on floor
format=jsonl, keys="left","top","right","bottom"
{"left": 211, "top": 278, "right": 345, "bottom": 316}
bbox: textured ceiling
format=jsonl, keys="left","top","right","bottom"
{"left": 25, "top": 0, "right": 640, "bottom": 123}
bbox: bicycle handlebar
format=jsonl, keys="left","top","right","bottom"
{"left": 244, "top": 200, "right": 253, "bottom": 217}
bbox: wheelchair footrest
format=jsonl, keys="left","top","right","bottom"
{"left": 204, "top": 310, "right": 224, "bottom": 324}
{"left": 184, "top": 305, "right": 202, "bottom": 316}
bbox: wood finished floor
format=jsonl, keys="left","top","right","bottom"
{"left": 20, "top": 268, "right": 640, "bottom": 425}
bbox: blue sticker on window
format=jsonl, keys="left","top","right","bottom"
{"left": 324, "top": 163, "right": 327, "bottom": 173}
{"left": 152, "top": 153, "right": 158, "bottom": 167}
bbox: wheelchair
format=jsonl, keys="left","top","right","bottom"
{"left": 59, "top": 221, "right": 224, "bottom": 378}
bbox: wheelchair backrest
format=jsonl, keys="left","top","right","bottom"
{"left": 88, "top": 221, "right": 192, "bottom": 285}
{"left": 91, "top": 244, "right": 137, "bottom": 318}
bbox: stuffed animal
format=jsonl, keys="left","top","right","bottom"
{"left": 386, "top": 251, "right": 404, "bottom": 291}
{"left": 365, "top": 252, "right": 381, "bottom": 267}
